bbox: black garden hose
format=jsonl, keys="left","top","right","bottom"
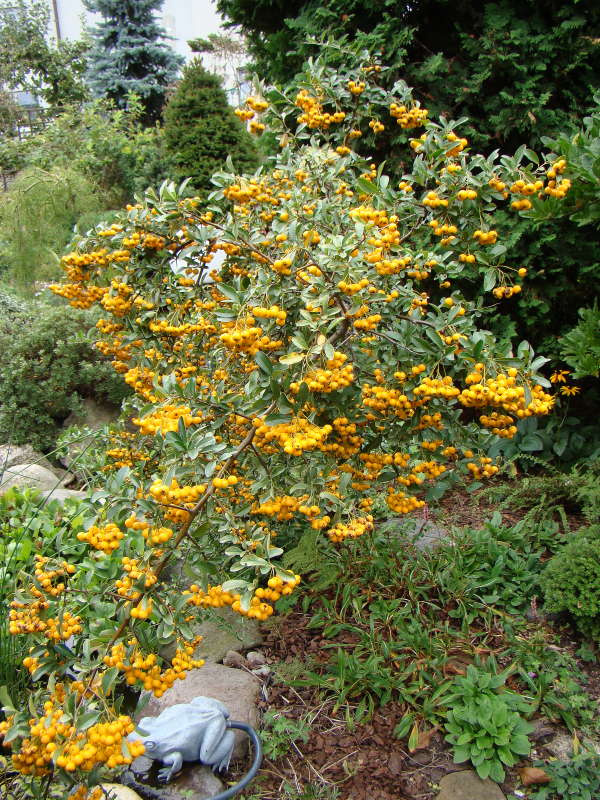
{"left": 209, "top": 721, "right": 263, "bottom": 800}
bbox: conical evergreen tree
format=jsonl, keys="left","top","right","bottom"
{"left": 163, "top": 58, "right": 259, "bottom": 194}
{"left": 84, "top": 0, "right": 183, "bottom": 123}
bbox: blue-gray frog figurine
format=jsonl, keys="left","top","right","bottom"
{"left": 128, "top": 696, "right": 236, "bottom": 782}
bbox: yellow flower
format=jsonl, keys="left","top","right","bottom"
{"left": 550, "top": 370, "right": 570, "bottom": 383}
{"left": 560, "top": 385, "right": 580, "bottom": 396}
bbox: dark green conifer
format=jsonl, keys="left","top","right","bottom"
{"left": 163, "top": 58, "right": 258, "bottom": 193}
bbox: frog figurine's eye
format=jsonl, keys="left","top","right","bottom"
{"left": 144, "top": 740, "right": 157, "bottom": 751}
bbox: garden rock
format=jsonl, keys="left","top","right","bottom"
{"left": 136, "top": 663, "right": 260, "bottom": 759}
{"left": 0, "top": 463, "right": 66, "bottom": 496}
{"left": 530, "top": 718, "right": 555, "bottom": 743}
{"left": 60, "top": 397, "right": 118, "bottom": 469}
{"left": 435, "top": 770, "right": 506, "bottom": 800}
{"left": 100, "top": 785, "right": 144, "bottom": 800}
{"left": 410, "top": 521, "right": 448, "bottom": 551}
{"left": 246, "top": 651, "right": 266, "bottom": 669}
{"left": 386, "top": 518, "right": 448, "bottom": 551}
{"left": 192, "top": 607, "right": 263, "bottom": 663}
{"left": 123, "top": 759, "right": 224, "bottom": 800}
{"left": 0, "top": 443, "right": 56, "bottom": 474}
{"left": 223, "top": 650, "right": 247, "bottom": 668}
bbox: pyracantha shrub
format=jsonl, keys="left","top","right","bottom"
{"left": 0, "top": 53, "right": 569, "bottom": 795}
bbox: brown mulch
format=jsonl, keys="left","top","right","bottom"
{"left": 240, "top": 614, "right": 457, "bottom": 800}
{"left": 227, "top": 485, "right": 596, "bottom": 799}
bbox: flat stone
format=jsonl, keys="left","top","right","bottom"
{"left": 384, "top": 517, "right": 448, "bottom": 551}
{"left": 436, "top": 770, "right": 506, "bottom": 800}
{"left": 100, "top": 785, "right": 144, "bottom": 800}
{"left": 159, "top": 765, "right": 224, "bottom": 800}
{"left": 60, "top": 398, "right": 118, "bottom": 469}
{"left": 411, "top": 521, "right": 448, "bottom": 551}
{"left": 0, "top": 463, "right": 66, "bottom": 496}
{"left": 122, "top": 762, "right": 224, "bottom": 800}
{"left": 192, "top": 607, "right": 263, "bottom": 663}
{"left": 136, "top": 663, "right": 260, "bottom": 759}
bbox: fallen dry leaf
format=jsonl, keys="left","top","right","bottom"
{"left": 519, "top": 766, "right": 551, "bottom": 786}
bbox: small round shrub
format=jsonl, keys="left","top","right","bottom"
{"left": 540, "top": 526, "right": 600, "bottom": 641}
{"left": 0, "top": 301, "right": 128, "bottom": 452}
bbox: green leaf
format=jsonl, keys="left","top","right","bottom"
{"left": 483, "top": 269, "right": 497, "bottom": 292}
{"left": 0, "top": 686, "right": 15, "bottom": 713}
{"left": 393, "top": 713, "right": 414, "bottom": 740}
{"left": 355, "top": 177, "right": 379, "bottom": 195}
{"left": 520, "top": 434, "right": 544, "bottom": 452}
{"left": 255, "top": 351, "right": 273, "bottom": 374}
{"left": 279, "top": 352, "right": 305, "bottom": 365}
{"left": 217, "top": 283, "right": 241, "bottom": 303}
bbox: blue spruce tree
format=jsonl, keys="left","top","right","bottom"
{"left": 84, "top": 0, "right": 184, "bottom": 123}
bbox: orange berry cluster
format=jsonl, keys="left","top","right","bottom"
{"left": 467, "top": 457, "right": 499, "bottom": 479}
{"left": 413, "top": 376, "right": 461, "bottom": 400}
{"left": 354, "top": 313, "right": 382, "bottom": 331}
{"left": 295, "top": 89, "right": 346, "bottom": 129}
{"left": 251, "top": 305, "right": 287, "bottom": 324}
{"left": 456, "top": 189, "right": 477, "bottom": 201}
{"left": 290, "top": 352, "right": 354, "bottom": 393}
{"left": 116, "top": 557, "right": 157, "bottom": 600}
{"left": 220, "top": 321, "right": 282, "bottom": 354}
{"left": 253, "top": 417, "right": 333, "bottom": 456}
{"left": 423, "top": 191, "right": 448, "bottom": 208}
{"left": 338, "top": 277, "right": 370, "bottom": 295}
{"left": 0, "top": 694, "right": 143, "bottom": 776}
{"left": 104, "top": 638, "right": 204, "bottom": 696}
{"left": 457, "top": 373, "right": 553, "bottom": 417}
{"left": 389, "top": 103, "right": 428, "bottom": 128}
{"left": 185, "top": 575, "right": 300, "bottom": 621}
{"left": 77, "top": 522, "right": 124, "bottom": 554}
{"left": 362, "top": 384, "right": 415, "bottom": 419}
{"left": 133, "top": 404, "right": 203, "bottom": 435}
{"left": 473, "top": 229, "right": 498, "bottom": 245}
{"left": 387, "top": 491, "right": 426, "bottom": 514}
{"left": 252, "top": 494, "right": 324, "bottom": 523}
{"left": 493, "top": 285, "right": 521, "bottom": 299}
{"left": 479, "top": 412, "right": 518, "bottom": 438}
{"left": 327, "top": 515, "right": 374, "bottom": 543}
{"left": 347, "top": 80, "right": 366, "bottom": 95}
{"left": 32, "top": 556, "right": 76, "bottom": 597}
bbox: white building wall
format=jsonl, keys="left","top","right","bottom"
{"left": 53, "top": 0, "right": 224, "bottom": 59}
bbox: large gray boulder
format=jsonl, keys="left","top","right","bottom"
{"left": 0, "top": 463, "right": 66, "bottom": 496}
{"left": 193, "top": 608, "right": 263, "bottom": 663}
{"left": 0, "top": 443, "right": 56, "bottom": 474}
